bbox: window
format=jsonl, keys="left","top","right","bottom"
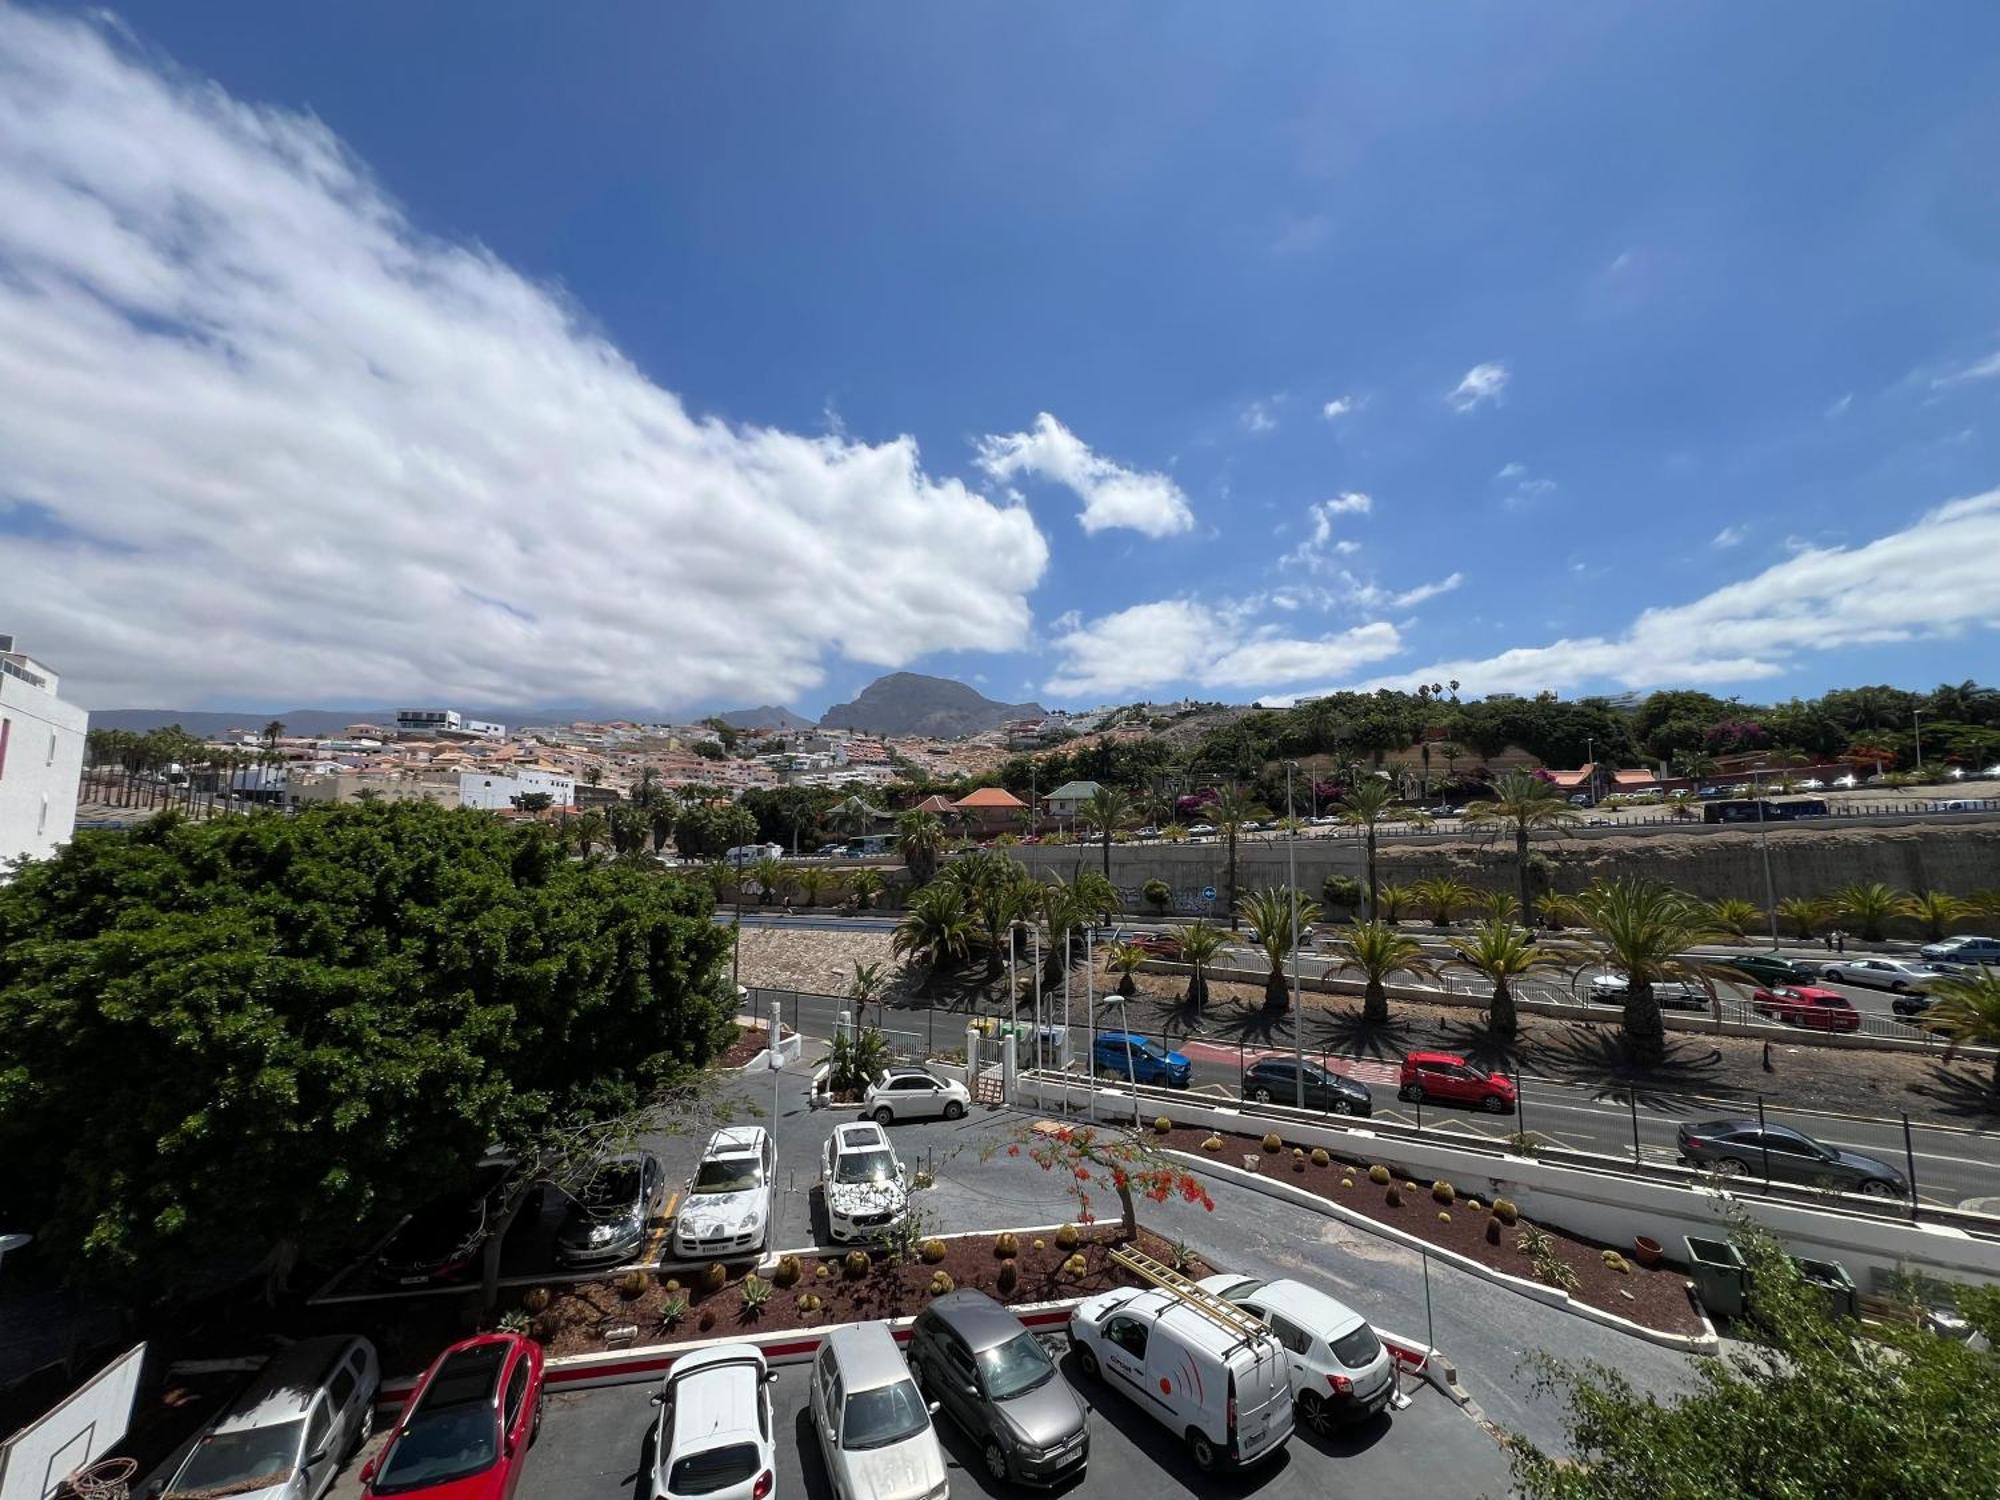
{"left": 502, "top": 1359, "right": 531, "bottom": 1430}
{"left": 840, "top": 1380, "right": 929, "bottom": 1451}
{"left": 942, "top": 1339, "right": 977, "bottom": 1384}
{"left": 305, "top": 1400, "right": 331, "bottom": 1462}
{"left": 1268, "top": 1315, "right": 1313, "bottom": 1357}
{"left": 47, "top": 729, "right": 57, "bottom": 766}
{"left": 329, "top": 1365, "right": 358, "bottom": 1413}
{"left": 1331, "top": 1323, "right": 1382, "bottom": 1369}
{"left": 1104, "top": 1316, "right": 1149, "bottom": 1358}
{"left": 669, "top": 1444, "right": 759, "bottom": 1495}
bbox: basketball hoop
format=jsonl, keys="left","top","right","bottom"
{"left": 62, "top": 1456, "right": 138, "bottom": 1499}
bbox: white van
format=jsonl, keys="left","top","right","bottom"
{"left": 1068, "top": 1282, "right": 1294, "bottom": 1471}
{"left": 725, "top": 843, "right": 785, "bottom": 869}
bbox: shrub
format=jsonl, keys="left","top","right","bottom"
{"left": 1055, "top": 1223, "right": 1081, "bottom": 1250}
{"left": 740, "top": 1274, "right": 772, "bottom": 1313}
{"left": 929, "top": 1270, "right": 955, "bottom": 1296}
{"left": 521, "top": 1286, "right": 551, "bottom": 1315}
{"left": 1492, "top": 1198, "right": 1520, "bottom": 1226}
{"left": 1061, "top": 1253, "right": 1088, "bottom": 1278}
{"left": 699, "top": 1261, "right": 728, "bottom": 1294}
{"left": 1310, "top": 1147, "right": 1330, "bottom": 1167}
{"left": 993, "top": 1231, "right": 1019, "bottom": 1259}
{"left": 1154, "top": 1116, "right": 1173, "bottom": 1135}
{"left": 1432, "top": 1180, "right": 1455, "bottom": 1206}
{"left": 920, "top": 1238, "right": 947, "bottom": 1264}
{"left": 1143, "top": 878, "right": 1172, "bottom": 911}
{"left": 1202, "top": 1135, "right": 1224, "bottom": 1152}
{"left": 658, "top": 1294, "right": 689, "bottom": 1330}
{"left": 1368, "top": 1165, "right": 1391, "bottom": 1185}
{"left": 997, "top": 1259, "right": 1019, "bottom": 1294}
{"left": 1262, "top": 1132, "right": 1284, "bottom": 1153}
{"left": 617, "top": 1269, "right": 649, "bottom": 1300}
{"left": 843, "top": 1250, "right": 870, "bottom": 1279}
{"left": 772, "top": 1254, "right": 802, "bottom": 1288}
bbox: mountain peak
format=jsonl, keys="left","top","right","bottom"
{"left": 818, "top": 672, "right": 1045, "bottom": 738}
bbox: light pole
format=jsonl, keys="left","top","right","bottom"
{"left": 1585, "top": 736, "right": 1595, "bottom": 805}
{"left": 1913, "top": 709, "right": 1928, "bottom": 772}
{"left": 1754, "top": 770, "right": 1780, "bottom": 951}
{"left": 1287, "top": 761, "right": 1305, "bottom": 1109}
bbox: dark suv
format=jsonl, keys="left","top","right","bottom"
{"left": 1241, "top": 1057, "right": 1372, "bottom": 1116}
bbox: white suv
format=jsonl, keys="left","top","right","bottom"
{"left": 651, "top": 1344, "right": 777, "bottom": 1500}
{"left": 1199, "top": 1273, "right": 1395, "bottom": 1431}
{"left": 863, "top": 1068, "right": 970, "bottom": 1124}
{"left": 673, "top": 1126, "right": 774, "bottom": 1262}
{"left": 820, "top": 1122, "right": 908, "bottom": 1243}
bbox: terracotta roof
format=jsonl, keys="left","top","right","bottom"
{"left": 953, "top": 787, "right": 1027, "bottom": 809}
{"left": 1611, "top": 769, "right": 1659, "bottom": 786}
{"left": 913, "top": 794, "right": 959, "bottom": 813}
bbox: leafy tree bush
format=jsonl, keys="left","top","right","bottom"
{"left": 0, "top": 804, "right": 735, "bottom": 1295}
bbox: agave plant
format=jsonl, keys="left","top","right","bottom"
{"left": 1706, "top": 898, "right": 1764, "bottom": 940}
{"left": 1450, "top": 919, "right": 1569, "bottom": 1038}
{"left": 1236, "top": 886, "right": 1322, "bottom": 1008}
{"left": 1161, "top": 822, "right": 1190, "bottom": 843}
{"left": 1410, "top": 876, "right": 1474, "bottom": 928}
{"left": 1899, "top": 889, "right": 1971, "bottom": 943}
{"left": 1834, "top": 882, "right": 1905, "bottom": 942}
{"left": 1329, "top": 919, "right": 1434, "bottom": 1025}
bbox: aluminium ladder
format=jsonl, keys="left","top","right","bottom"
{"left": 1109, "top": 1245, "right": 1275, "bottom": 1349}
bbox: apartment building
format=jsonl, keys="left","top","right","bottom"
{"left": 0, "top": 636, "right": 89, "bottom": 866}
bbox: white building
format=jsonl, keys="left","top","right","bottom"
{"left": 456, "top": 768, "right": 577, "bottom": 811}
{"left": 395, "top": 708, "right": 507, "bottom": 739}
{"left": 0, "top": 636, "right": 88, "bottom": 867}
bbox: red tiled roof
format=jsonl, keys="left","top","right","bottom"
{"left": 953, "top": 787, "right": 1027, "bottom": 808}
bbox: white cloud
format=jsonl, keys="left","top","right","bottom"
{"left": 1496, "top": 461, "right": 1526, "bottom": 480}
{"left": 0, "top": 10, "right": 1050, "bottom": 709}
{"left": 1241, "top": 398, "right": 1280, "bottom": 434}
{"left": 1334, "top": 539, "right": 1361, "bottom": 556}
{"left": 1045, "top": 600, "right": 1402, "bottom": 698}
{"left": 1388, "top": 572, "right": 1464, "bottom": 608}
{"left": 1281, "top": 494, "right": 1374, "bottom": 573}
{"left": 1325, "top": 491, "right": 1372, "bottom": 515}
{"left": 1711, "top": 525, "right": 1747, "bottom": 549}
{"left": 975, "top": 412, "right": 1193, "bottom": 538}
{"left": 1448, "top": 361, "right": 1510, "bottom": 412}
{"left": 1339, "top": 488, "right": 2000, "bottom": 698}
{"left": 1321, "top": 396, "right": 1355, "bottom": 420}
{"left": 1494, "top": 461, "right": 1555, "bottom": 510}
{"left": 1932, "top": 350, "right": 2000, "bottom": 387}
{"left": 1825, "top": 393, "right": 1853, "bottom": 420}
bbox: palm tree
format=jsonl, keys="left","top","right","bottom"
{"left": 1236, "top": 886, "right": 1322, "bottom": 1009}
{"left": 1170, "top": 921, "right": 1229, "bottom": 1013}
{"left": 1210, "top": 785, "right": 1263, "bottom": 930}
{"left": 1671, "top": 750, "right": 1719, "bottom": 782}
{"left": 1900, "top": 889, "right": 1970, "bottom": 942}
{"left": 848, "top": 867, "right": 887, "bottom": 911}
{"left": 941, "top": 850, "right": 1034, "bottom": 976}
{"left": 1374, "top": 881, "right": 1414, "bottom": 924}
{"left": 1536, "top": 892, "right": 1583, "bottom": 931}
{"left": 1970, "top": 889, "right": 2000, "bottom": 923}
{"left": 1472, "top": 889, "right": 1521, "bottom": 925}
{"left": 1573, "top": 879, "right": 1728, "bottom": 1066}
{"left": 1161, "top": 822, "right": 1190, "bottom": 843}
{"left": 570, "top": 810, "right": 608, "bottom": 860}
{"left": 1410, "top": 876, "right": 1474, "bottom": 928}
{"left": 896, "top": 809, "right": 946, "bottom": 883}
{"left": 749, "top": 856, "right": 788, "bottom": 906}
{"left": 1918, "top": 967, "right": 2000, "bottom": 1108}
{"left": 1335, "top": 778, "right": 1397, "bottom": 918}
{"left": 1665, "top": 790, "right": 1701, "bottom": 822}
{"left": 1080, "top": 786, "right": 1134, "bottom": 881}
{"left": 1329, "top": 920, "right": 1434, "bottom": 1025}
{"left": 1450, "top": 919, "right": 1567, "bottom": 1037}
{"left": 1438, "top": 741, "right": 1463, "bottom": 785}
{"left": 1834, "top": 882, "right": 1905, "bottom": 942}
{"left": 1106, "top": 942, "right": 1148, "bottom": 997}
{"left": 892, "top": 882, "right": 974, "bottom": 994}
{"left": 1707, "top": 898, "right": 1763, "bottom": 940}
{"left": 1777, "top": 896, "right": 1828, "bottom": 940}
{"left": 848, "top": 961, "right": 888, "bottom": 1028}
{"left": 646, "top": 796, "right": 677, "bottom": 854}
{"left": 1463, "top": 770, "right": 1582, "bottom": 925}
{"left": 792, "top": 865, "right": 842, "bottom": 909}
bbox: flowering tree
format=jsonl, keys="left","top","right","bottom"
{"left": 1007, "top": 1124, "right": 1214, "bottom": 1239}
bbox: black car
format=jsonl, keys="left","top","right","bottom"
{"left": 1723, "top": 953, "right": 1818, "bottom": 988}
{"left": 555, "top": 1151, "right": 667, "bottom": 1269}
{"left": 1892, "top": 993, "right": 1936, "bottom": 1019}
{"left": 375, "top": 1162, "right": 515, "bottom": 1286}
{"left": 1241, "top": 1056, "right": 1373, "bottom": 1116}
{"left": 1674, "top": 1118, "right": 1907, "bottom": 1198}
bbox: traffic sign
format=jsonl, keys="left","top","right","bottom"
{"left": 1202, "top": 885, "right": 1216, "bottom": 901}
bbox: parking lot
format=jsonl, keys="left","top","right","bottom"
{"left": 509, "top": 1345, "right": 1512, "bottom": 1500}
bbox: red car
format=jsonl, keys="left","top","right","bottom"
{"left": 1397, "top": 1051, "right": 1517, "bottom": 1114}
{"left": 1125, "top": 932, "right": 1184, "bottom": 960}
{"left": 361, "top": 1333, "right": 544, "bottom": 1499}
{"left": 1751, "top": 986, "right": 1861, "bottom": 1033}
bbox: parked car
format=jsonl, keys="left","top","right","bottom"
{"left": 1818, "top": 956, "right": 1947, "bottom": 993}
{"left": 361, "top": 1333, "right": 543, "bottom": 1499}
{"left": 1187, "top": 823, "right": 1216, "bottom": 836}
{"left": 1125, "top": 932, "right": 1183, "bottom": 960}
{"left": 725, "top": 844, "right": 787, "bottom": 869}
{"left": 160, "top": 1336, "right": 379, "bottom": 1500}
{"left": 374, "top": 1161, "right": 514, "bottom": 1287}
{"left": 1921, "top": 935, "right": 2000, "bottom": 969}
{"left": 1240, "top": 1056, "right": 1372, "bottom": 1116}
{"left": 820, "top": 1121, "right": 909, "bottom": 1243}
{"left": 1674, "top": 1118, "right": 1907, "bottom": 1198}
{"left": 1069, "top": 1282, "right": 1294, "bottom": 1472}
{"left": 1750, "top": 986, "right": 1861, "bottom": 1033}
{"left": 1587, "top": 972, "right": 1711, "bottom": 1011}
{"left": 1800, "top": 778, "right": 1825, "bottom": 790}
{"left": 862, "top": 1066, "right": 970, "bottom": 1124}
{"left": 909, "top": 1290, "right": 1089, "bottom": 1487}
{"left": 1092, "top": 1031, "right": 1191, "bottom": 1088}
{"left": 555, "top": 1151, "right": 667, "bottom": 1270}
{"left": 1199, "top": 1274, "right": 1395, "bottom": 1431}
{"left": 1892, "top": 992, "right": 1937, "bottom": 1019}
{"left": 1723, "top": 953, "right": 1819, "bottom": 988}
{"left": 649, "top": 1344, "right": 777, "bottom": 1500}
{"left": 1396, "top": 1051, "right": 1515, "bottom": 1113}
{"left": 673, "top": 1126, "right": 774, "bottom": 1261}
{"left": 806, "top": 1322, "right": 948, "bottom": 1500}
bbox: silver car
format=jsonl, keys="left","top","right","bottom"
{"left": 160, "top": 1335, "right": 379, "bottom": 1500}
{"left": 909, "top": 1290, "right": 1089, "bottom": 1486}
{"left": 807, "top": 1323, "right": 948, "bottom": 1500}
{"left": 1819, "top": 956, "right": 1947, "bottom": 993}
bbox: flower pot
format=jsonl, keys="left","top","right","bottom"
{"left": 1632, "top": 1235, "right": 1664, "bottom": 1268}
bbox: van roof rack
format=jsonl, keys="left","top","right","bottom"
{"left": 1110, "top": 1245, "right": 1274, "bottom": 1349}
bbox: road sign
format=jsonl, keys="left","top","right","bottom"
{"left": 1202, "top": 885, "right": 1216, "bottom": 901}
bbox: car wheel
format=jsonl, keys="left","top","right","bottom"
{"left": 1714, "top": 1157, "right": 1750, "bottom": 1177}
{"left": 1858, "top": 1179, "right": 1900, "bottom": 1199}
{"left": 1252, "top": 1086, "right": 1274, "bottom": 1104}
{"left": 983, "top": 1441, "right": 1010, "bottom": 1482}
{"left": 1481, "top": 1094, "right": 1508, "bottom": 1114}
{"left": 1330, "top": 1098, "right": 1353, "bottom": 1116}
{"left": 872, "top": 1105, "right": 895, "bottom": 1125}
{"left": 1824, "top": 969, "right": 1844, "bottom": 983}
{"left": 350, "top": 1396, "right": 376, "bottom": 1457}
{"left": 1076, "top": 1345, "right": 1100, "bottom": 1381}
{"left": 1404, "top": 1083, "right": 1425, "bottom": 1104}
{"left": 1298, "top": 1389, "right": 1338, "bottom": 1438}
{"left": 530, "top": 1395, "right": 543, "bottom": 1445}
{"left": 943, "top": 1100, "right": 966, "bottom": 1121}
{"left": 1187, "top": 1429, "right": 1219, "bottom": 1472}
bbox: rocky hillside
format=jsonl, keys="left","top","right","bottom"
{"left": 714, "top": 704, "right": 814, "bottom": 731}
{"left": 818, "top": 672, "right": 1045, "bottom": 738}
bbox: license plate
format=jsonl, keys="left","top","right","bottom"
{"left": 398, "top": 1275, "right": 429, "bottom": 1286}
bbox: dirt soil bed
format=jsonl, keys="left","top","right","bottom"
{"left": 1157, "top": 1124, "right": 1706, "bottom": 1338}
{"left": 717, "top": 1026, "right": 771, "bottom": 1068}
{"left": 515, "top": 1226, "right": 1204, "bottom": 1358}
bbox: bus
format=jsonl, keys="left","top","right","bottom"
{"left": 1702, "top": 798, "right": 1829, "bottom": 825}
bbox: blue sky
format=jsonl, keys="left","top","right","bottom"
{"left": 4, "top": 4, "right": 2000, "bottom": 714}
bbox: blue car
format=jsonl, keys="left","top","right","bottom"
{"left": 1093, "top": 1031, "right": 1192, "bottom": 1088}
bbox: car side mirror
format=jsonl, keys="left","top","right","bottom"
{"left": 651, "top": 1391, "right": 667, "bottom": 1405}
{"left": 307, "top": 1448, "right": 330, "bottom": 1467}
{"left": 927, "top": 1399, "right": 942, "bottom": 1416}
{"left": 764, "top": 1370, "right": 781, "bottom": 1385}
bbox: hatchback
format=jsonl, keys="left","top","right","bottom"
{"left": 806, "top": 1323, "right": 948, "bottom": 1500}
{"left": 1396, "top": 1052, "right": 1515, "bottom": 1113}
{"left": 361, "top": 1333, "right": 543, "bottom": 1499}
{"left": 650, "top": 1344, "right": 778, "bottom": 1500}
{"left": 909, "top": 1290, "right": 1089, "bottom": 1487}
{"left": 1092, "top": 1031, "right": 1191, "bottom": 1088}
{"left": 160, "top": 1336, "right": 379, "bottom": 1500}
{"left": 555, "top": 1151, "right": 667, "bottom": 1269}
{"left": 862, "top": 1067, "right": 970, "bottom": 1124}
{"left": 1200, "top": 1273, "right": 1395, "bottom": 1431}
{"left": 1241, "top": 1057, "right": 1371, "bottom": 1116}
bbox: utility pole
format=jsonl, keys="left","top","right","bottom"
{"left": 1913, "top": 709, "right": 1927, "bottom": 772}
{"left": 1755, "top": 770, "right": 1780, "bottom": 951}
{"left": 1287, "top": 761, "right": 1305, "bottom": 1109}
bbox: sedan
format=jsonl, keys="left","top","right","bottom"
{"left": 1188, "top": 823, "right": 1217, "bottom": 836}
{"left": 1674, "top": 1119, "right": 1907, "bottom": 1198}
{"left": 1723, "top": 953, "right": 1820, "bottom": 988}
{"left": 1240, "top": 1057, "right": 1372, "bottom": 1116}
{"left": 362, "top": 1333, "right": 543, "bottom": 1498}
{"left": 1125, "top": 932, "right": 1183, "bottom": 960}
{"left": 909, "top": 1291, "right": 1089, "bottom": 1487}
{"left": 1588, "top": 973, "right": 1711, "bottom": 1011}
{"left": 555, "top": 1151, "right": 667, "bottom": 1270}
{"left": 1818, "top": 957, "right": 1947, "bottom": 994}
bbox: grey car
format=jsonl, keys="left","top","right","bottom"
{"left": 909, "top": 1290, "right": 1089, "bottom": 1487}
{"left": 160, "top": 1335, "right": 379, "bottom": 1500}
{"left": 1675, "top": 1118, "right": 1908, "bottom": 1198}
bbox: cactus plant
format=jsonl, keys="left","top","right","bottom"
{"left": 1385, "top": 1183, "right": 1403, "bottom": 1207}
{"left": 699, "top": 1261, "right": 728, "bottom": 1294}
{"left": 919, "top": 1238, "right": 947, "bottom": 1264}
{"left": 798, "top": 1292, "right": 823, "bottom": 1314}
{"left": 1464, "top": 1198, "right": 1481, "bottom": 1214}
{"left": 814, "top": 1262, "right": 831, "bottom": 1280}
{"left": 1492, "top": 1198, "right": 1520, "bottom": 1226}
{"left": 1310, "top": 1147, "right": 1330, "bottom": 1167}
{"left": 1601, "top": 1250, "right": 1631, "bottom": 1274}
{"left": 1261, "top": 1132, "right": 1284, "bottom": 1153}
{"left": 1055, "top": 1223, "right": 1081, "bottom": 1250}
{"left": 521, "top": 1286, "right": 551, "bottom": 1314}
{"left": 997, "top": 1259, "right": 1019, "bottom": 1294}
{"left": 658, "top": 1294, "right": 689, "bottom": 1330}
{"left": 844, "top": 1249, "right": 870, "bottom": 1279}
{"left": 740, "top": 1274, "right": 773, "bottom": 1313}
{"left": 1368, "top": 1164, "right": 1391, "bottom": 1185}
{"left": 617, "top": 1269, "right": 649, "bottom": 1300}
{"left": 1431, "top": 1180, "right": 1455, "bottom": 1206}
{"left": 929, "top": 1270, "right": 955, "bottom": 1296}
{"left": 497, "top": 1308, "right": 532, "bottom": 1334}
{"left": 1340, "top": 1175, "right": 1355, "bottom": 1189}
{"left": 1486, "top": 1218, "right": 1502, "bottom": 1245}
{"left": 1202, "top": 1135, "right": 1224, "bottom": 1152}
{"left": 773, "top": 1254, "right": 802, "bottom": 1288}
{"left": 993, "top": 1231, "right": 1019, "bottom": 1259}
{"left": 1061, "top": 1252, "right": 1088, "bottom": 1278}
{"left": 1032, "top": 1237, "right": 1045, "bottom": 1251}
{"left": 1437, "top": 1211, "right": 1451, "bottom": 1224}
{"left": 1154, "top": 1116, "right": 1174, "bottom": 1135}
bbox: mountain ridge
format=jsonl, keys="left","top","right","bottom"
{"left": 818, "top": 672, "right": 1044, "bottom": 738}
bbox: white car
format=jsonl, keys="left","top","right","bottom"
{"left": 821, "top": 1121, "right": 909, "bottom": 1243}
{"left": 1188, "top": 823, "right": 1216, "bottom": 835}
{"left": 1199, "top": 1274, "right": 1396, "bottom": 1432}
{"left": 1835, "top": 774, "right": 1859, "bottom": 789}
{"left": 1588, "top": 973, "right": 1711, "bottom": 1011}
{"left": 808, "top": 1323, "right": 948, "bottom": 1500}
{"left": 651, "top": 1344, "right": 777, "bottom": 1500}
{"left": 1800, "top": 778, "right": 1824, "bottom": 790}
{"left": 863, "top": 1067, "right": 970, "bottom": 1124}
{"left": 1819, "top": 956, "right": 1948, "bottom": 994}
{"left": 158, "top": 1336, "right": 379, "bottom": 1500}
{"left": 673, "top": 1126, "right": 774, "bottom": 1262}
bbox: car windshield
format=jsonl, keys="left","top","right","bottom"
{"left": 693, "top": 1158, "right": 763, "bottom": 1195}
{"left": 841, "top": 1380, "right": 930, "bottom": 1450}
{"left": 372, "top": 1405, "right": 498, "bottom": 1493}
{"left": 579, "top": 1165, "right": 641, "bottom": 1208}
{"left": 167, "top": 1421, "right": 304, "bottom": 1495}
{"left": 667, "top": 1442, "right": 759, "bottom": 1496}
{"left": 977, "top": 1331, "right": 1056, "bottom": 1401}
{"left": 835, "top": 1149, "right": 897, "bottom": 1185}
{"left": 1331, "top": 1323, "right": 1383, "bottom": 1369}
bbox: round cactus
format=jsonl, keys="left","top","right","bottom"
{"left": 814, "top": 1262, "right": 831, "bottom": 1280}
{"left": 1202, "top": 1135, "right": 1224, "bottom": 1152}
{"left": 1032, "top": 1238, "right": 1045, "bottom": 1252}
{"left": 1437, "top": 1211, "right": 1451, "bottom": 1224}
{"left": 929, "top": 1270, "right": 955, "bottom": 1296}
{"left": 1340, "top": 1175, "right": 1355, "bottom": 1189}
{"left": 1368, "top": 1164, "right": 1391, "bottom": 1185}
{"left": 773, "top": 1254, "right": 802, "bottom": 1287}
{"left": 1061, "top": 1253, "right": 1088, "bottom": 1278}
{"left": 1310, "top": 1147, "right": 1331, "bottom": 1167}
{"left": 1055, "top": 1223, "right": 1081, "bottom": 1250}
{"left": 997, "top": 1258, "right": 1019, "bottom": 1294}
{"left": 1464, "top": 1198, "right": 1482, "bottom": 1214}
{"left": 698, "top": 1261, "right": 727, "bottom": 1294}
{"left": 617, "top": 1269, "right": 649, "bottom": 1300}
{"left": 1261, "top": 1132, "right": 1284, "bottom": 1153}
{"left": 993, "top": 1231, "right": 1019, "bottom": 1259}
{"left": 1492, "top": 1198, "right": 1520, "bottom": 1226}
{"left": 843, "top": 1249, "right": 870, "bottom": 1279}
{"left": 522, "top": 1286, "right": 551, "bottom": 1314}
{"left": 1486, "top": 1218, "right": 1502, "bottom": 1245}
{"left": 1385, "top": 1184, "right": 1403, "bottom": 1207}
{"left": 799, "top": 1292, "right": 823, "bottom": 1314}
{"left": 1431, "top": 1180, "right": 1456, "bottom": 1206}
{"left": 1154, "top": 1116, "right": 1173, "bottom": 1135}
{"left": 919, "top": 1238, "right": 947, "bottom": 1264}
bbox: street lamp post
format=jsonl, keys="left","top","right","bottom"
{"left": 1585, "top": 736, "right": 1595, "bottom": 805}
{"left": 1287, "top": 761, "right": 1305, "bottom": 1109}
{"left": 1913, "top": 709, "right": 1928, "bottom": 772}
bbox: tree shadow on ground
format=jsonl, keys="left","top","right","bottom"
{"left": 1519, "top": 1022, "right": 1738, "bottom": 1112}
{"left": 1903, "top": 1060, "right": 2000, "bottom": 1125}
{"left": 1299, "top": 1006, "right": 1420, "bottom": 1066}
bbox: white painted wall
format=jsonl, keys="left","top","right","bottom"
{"left": 0, "top": 666, "right": 87, "bottom": 869}
{"left": 456, "top": 768, "right": 577, "bottom": 810}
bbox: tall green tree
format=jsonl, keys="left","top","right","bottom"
{"left": 1168, "top": 920, "right": 1229, "bottom": 1012}
{"left": 1919, "top": 966, "right": 2000, "bottom": 1107}
{"left": 1449, "top": 919, "right": 1567, "bottom": 1038}
{"left": 1463, "top": 769, "right": 1581, "bottom": 923}
{"left": 1899, "top": 889, "right": 1970, "bottom": 942}
{"left": 0, "top": 804, "right": 734, "bottom": 1297}
{"left": 1835, "top": 881, "right": 1905, "bottom": 941}
{"left": 1573, "top": 878, "right": 1726, "bottom": 1066}
{"left": 892, "top": 881, "right": 973, "bottom": 994}
{"left": 1329, "top": 919, "right": 1433, "bottom": 1025}
{"left": 1236, "top": 887, "right": 1321, "bottom": 1009}
{"left": 1204, "top": 784, "right": 1261, "bottom": 931}
{"left": 896, "top": 809, "right": 946, "bottom": 884}
{"left": 1077, "top": 785, "right": 1133, "bottom": 883}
